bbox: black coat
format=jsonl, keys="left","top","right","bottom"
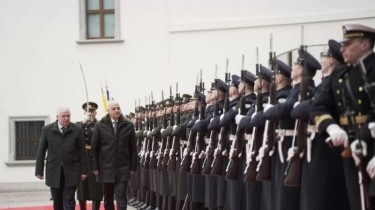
{"left": 91, "top": 114, "right": 137, "bottom": 183}
{"left": 35, "top": 121, "right": 88, "bottom": 188}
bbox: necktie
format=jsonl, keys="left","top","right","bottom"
{"left": 113, "top": 122, "right": 117, "bottom": 135}
{"left": 61, "top": 127, "right": 66, "bottom": 135}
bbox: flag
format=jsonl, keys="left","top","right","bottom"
{"left": 101, "top": 85, "right": 108, "bottom": 113}
{"left": 105, "top": 81, "right": 115, "bottom": 101}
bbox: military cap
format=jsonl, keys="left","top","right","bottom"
{"left": 137, "top": 106, "right": 146, "bottom": 112}
{"left": 164, "top": 98, "right": 174, "bottom": 106}
{"left": 296, "top": 49, "right": 321, "bottom": 72}
{"left": 258, "top": 65, "right": 272, "bottom": 83}
{"left": 276, "top": 60, "right": 292, "bottom": 78}
{"left": 214, "top": 79, "right": 228, "bottom": 93}
{"left": 241, "top": 70, "right": 256, "bottom": 85}
{"left": 82, "top": 102, "right": 98, "bottom": 111}
{"left": 182, "top": 94, "right": 192, "bottom": 103}
{"left": 321, "top": 39, "right": 345, "bottom": 64}
{"left": 231, "top": 74, "right": 240, "bottom": 89}
{"left": 341, "top": 22, "right": 375, "bottom": 43}
{"left": 209, "top": 82, "right": 215, "bottom": 92}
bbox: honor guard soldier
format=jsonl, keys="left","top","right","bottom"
{"left": 263, "top": 49, "right": 320, "bottom": 210}
{"left": 76, "top": 102, "right": 103, "bottom": 210}
{"left": 311, "top": 22, "right": 375, "bottom": 210}
{"left": 292, "top": 39, "right": 350, "bottom": 210}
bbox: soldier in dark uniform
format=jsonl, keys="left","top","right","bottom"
{"left": 191, "top": 83, "right": 217, "bottom": 209}
{"left": 239, "top": 66, "right": 271, "bottom": 210}
{"left": 233, "top": 70, "right": 257, "bottom": 210}
{"left": 175, "top": 94, "right": 193, "bottom": 210}
{"left": 292, "top": 39, "right": 350, "bottom": 210}
{"left": 76, "top": 102, "right": 103, "bottom": 210}
{"left": 263, "top": 49, "right": 320, "bottom": 210}
{"left": 128, "top": 106, "right": 146, "bottom": 207}
{"left": 311, "top": 22, "right": 375, "bottom": 210}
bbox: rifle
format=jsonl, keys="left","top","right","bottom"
{"left": 157, "top": 96, "right": 168, "bottom": 171}
{"left": 149, "top": 96, "right": 160, "bottom": 170}
{"left": 168, "top": 83, "right": 182, "bottom": 171}
{"left": 256, "top": 35, "right": 277, "bottom": 181}
{"left": 143, "top": 96, "right": 153, "bottom": 170}
{"left": 180, "top": 76, "right": 201, "bottom": 172}
{"left": 211, "top": 59, "right": 231, "bottom": 176}
{"left": 244, "top": 48, "right": 264, "bottom": 183}
{"left": 162, "top": 87, "right": 175, "bottom": 170}
{"left": 226, "top": 57, "right": 246, "bottom": 180}
{"left": 141, "top": 104, "right": 151, "bottom": 168}
{"left": 190, "top": 85, "right": 207, "bottom": 174}
{"left": 284, "top": 26, "right": 307, "bottom": 186}
{"left": 202, "top": 85, "right": 220, "bottom": 175}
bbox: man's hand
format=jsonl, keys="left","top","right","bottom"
{"left": 264, "top": 104, "right": 274, "bottom": 112}
{"left": 235, "top": 115, "right": 244, "bottom": 125}
{"left": 350, "top": 139, "right": 367, "bottom": 166}
{"left": 82, "top": 113, "right": 91, "bottom": 123}
{"left": 368, "top": 122, "right": 375, "bottom": 139}
{"left": 367, "top": 156, "right": 375, "bottom": 179}
{"left": 326, "top": 124, "right": 348, "bottom": 147}
{"left": 92, "top": 170, "right": 99, "bottom": 176}
{"left": 36, "top": 175, "right": 44, "bottom": 180}
{"left": 81, "top": 174, "right": 88, "bottom": 181}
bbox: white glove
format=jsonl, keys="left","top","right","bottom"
{"left": 368, "top": 122, "right": 375, "bottom": 139}
{"left": 173, "top": 125, "right": 178, "bottom": 132}
{"left": 210, "top": 118, "right": 214, "bottom": 123}
{"left": 235, "top": 115, "right": 244, "bottom": 125}
{"left": 293, "top": 101, "right": 300, "bottom": 108}
{"left": 183, "top": 148, "right": 189, "bottom": 157}
{"left": 82, "top": 113, "right": 91, "bottom": 123}
{"left": 161, "top": 128, "right": 165, "bottom": 134}
{"left": 286, "top": 147, "right": 297, "bottom": 162}
{"left": 326, "top": 124, "right": 348, "bottom": 147}
{"left": 264, "top": 104, "right": 274, "bottom": 112}
{"left": 257, "top": 145, "right": 267, "bottom": 161}
{"left": 350, "top": 139, "right": 367, "bottom": 166}
{"left": 366, "top": 156, "right": 375, "bottom": 179}
{"left": 195, "top": 119, "right": 200, "bottom": 124}
{"left": 220, "top": 114, "right": 224, "bottom": 121}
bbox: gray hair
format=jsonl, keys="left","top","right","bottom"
{"left": 56, "top": 106, "right": 70, "bottom": 116}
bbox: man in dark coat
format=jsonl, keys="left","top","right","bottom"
{"left": 91, "top": 100, "right": 137, "bottom": 210}
{"left": 76, "top": 102, "right": 103, "bottom": 210}
{"left": 35, "top": 106, "right": 88, "bottom": 210}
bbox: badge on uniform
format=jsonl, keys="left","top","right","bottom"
{"left": 245, "top": 104, "right": 251, "bottom": 108}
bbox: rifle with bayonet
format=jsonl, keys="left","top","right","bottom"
{"left": 157, "top": 94, "right": 168, "bottom": 171}
{"left": 149, "top": 93, "right": 160, "bottom": 170}
{"left": 180, "top": 73, "right": 201, "bottom": 172}
{"left": 143, "top": 96, "right": 153, "bottom": 170}
{"left": 226, "top": 55, "right": 247, "bottom": 180}
{"left": 244, "top": 48, "right": 264, "bottom": 183}
{"left": 284, "top": 26, "right": 308, "bottom": 186}
{"left": 168, "top": 83, "right": 182, "bottom": 171}
{"left": 202, "top": 71, "right": 220, "bottom": 175}
{"left": 162, "top": 87, "right": 175, "bottom": 170}
{"left": 256, "top": 35, "right": 277, "bottom": 181}
{"left": 190, "top": 82, "right": 207, "bottom": 175}
{"left": 211, "top": 59, "right": 231, "bottom": 176}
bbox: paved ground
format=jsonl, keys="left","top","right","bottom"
{"left": 0, "top": 190, "right": 136, "bottom": 210}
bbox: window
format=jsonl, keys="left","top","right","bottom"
{"left": 5, "top": 116, "right": 49, "bottom": 166}
{"left": 78, "top": 0, "right": 123, "bottom": 43}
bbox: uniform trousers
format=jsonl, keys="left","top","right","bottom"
{"left": 103, "top": 181, "right": 128, "bottom": 210}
